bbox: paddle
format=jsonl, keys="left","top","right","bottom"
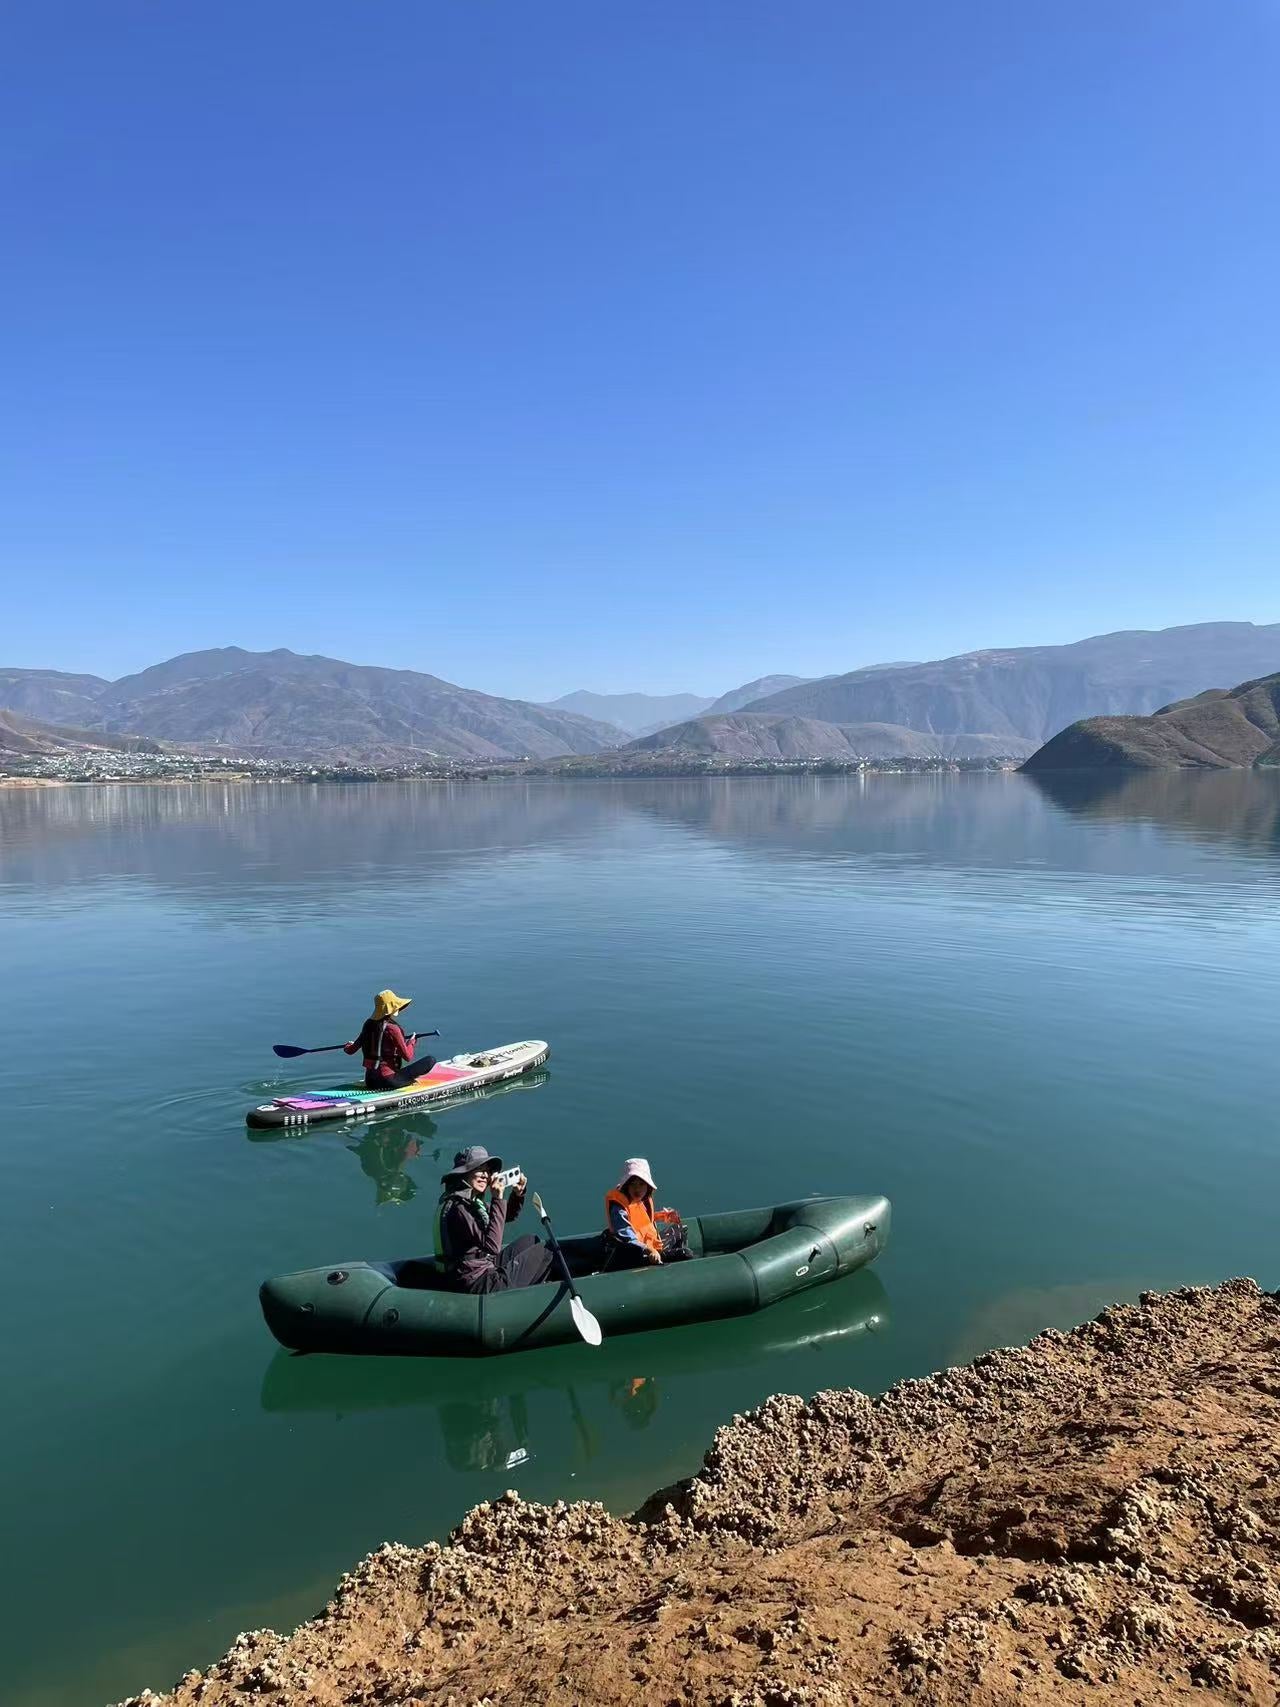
{"left": 273, "top": 1030, "right": 439, "bottom": 1059}
{"left": 531, "top": 1191, "right": 603, "bottom": 1348}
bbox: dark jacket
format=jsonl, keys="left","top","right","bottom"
{"left": 435, "top": 1188, "right": 524, "bottom": 1294}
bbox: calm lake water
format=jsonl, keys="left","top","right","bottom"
{"left": 2, "top": 772, "right": 1279, "bottom": 1705}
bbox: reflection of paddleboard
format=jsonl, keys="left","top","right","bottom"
{"left": 246, "top": 1039, "right": 549, "bottom": 1129}
{"left": 259, "top": 1268, "right": 892, "bottom": 1416}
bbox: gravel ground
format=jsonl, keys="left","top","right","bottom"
{"left": 116, "top": 1278, "right": 1280, "bottom": 1706}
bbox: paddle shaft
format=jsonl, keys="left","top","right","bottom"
{"left": 531, "top": 1193, "right": 602, "bottom": 1345}
{"left": 538, "top": 1210, "right": 579, "bottom": 1297}
{"left": 273, "top": 1030, "right": 438, "bottom": 1059}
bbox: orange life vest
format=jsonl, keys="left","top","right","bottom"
{"left": 604, "top": 1187, "right": 663, "bottom": 1255}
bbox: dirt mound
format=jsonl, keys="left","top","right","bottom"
{"left": 116, "top": 1279, "right": 1280, "bottom": 1705}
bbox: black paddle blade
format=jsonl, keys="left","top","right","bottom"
{"left": 272, "top": 1044, "right": 310, "bottom": 1058}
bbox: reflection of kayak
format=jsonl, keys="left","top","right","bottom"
{"left": 246, "top": 1040, "right": 549, "bottom": 1129}
{"left": 259, "top": 1194, "right": 890, "bottom": 1357}
{"left": 260, "top": 1268, "right": 891, "bottom": 1414}
{"left": 245, "top": 1068, "right": 550, "bottom": 1145}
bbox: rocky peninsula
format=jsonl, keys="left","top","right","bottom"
{"left": 116, "top": 1279, "right": 1280, "bottom": 1706}
{"left": 1024, "top": 673, "right": 1280, "bottom": 771}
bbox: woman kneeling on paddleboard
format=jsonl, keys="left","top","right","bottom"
{"left": 604, "top": 1158, "right": 692, "bottom": 1269}
{"left": 344, "top": 989, "right": 436, "bottom": 1090}
{"left": 434, "top": 1146, "right": 556, "bottom": 1294}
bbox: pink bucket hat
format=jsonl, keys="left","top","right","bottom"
{"left": 617, "top": 1157, "right": 656, "bottom": 1191}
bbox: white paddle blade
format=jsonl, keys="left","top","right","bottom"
{"left": 571, "top": 1295, "right": 603, "bottom": 1347}
{"left": 531, "top": 1192, "right": 545, "bottom": 1218}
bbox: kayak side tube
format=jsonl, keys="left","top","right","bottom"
{"left": 259, "top": 1193, "right": 891, "bottom": 1358}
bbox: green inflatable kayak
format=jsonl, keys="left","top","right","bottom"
{"left": 260, "top": 1268, "right": 891, "bottom": 1414}
{"left": 259, "top": 1193, "right": 890, "bottom": 1357}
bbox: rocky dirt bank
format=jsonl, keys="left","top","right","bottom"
{"left": 118, "top": 1279, "right": 1280, "bottom": 1706}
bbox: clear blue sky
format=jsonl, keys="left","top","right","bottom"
{"left": 2, "top": 1, "right": 1277, "bottom": 700}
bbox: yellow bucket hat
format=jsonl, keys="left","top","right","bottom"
{"left": 372, "top": 989, "right": 413, "bottom": 1020}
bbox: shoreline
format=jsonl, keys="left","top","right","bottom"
{"left": 1, "top": 764, "right": 1022, "bottom": 789}
{"left": 0, "top": 774, "right": 301, "bottom": 788}
{"left": 116, "top": 1277, "right": 1280, "bottom": 1705}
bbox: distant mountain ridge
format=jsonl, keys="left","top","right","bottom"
{"left": 543, "top": 675, "right": 818, "bottom": 733}
{"left": 0, "top": 648, "right": 625, "bottom": 763}
{"left": 623, "top": 713, "right": 1034, "bottom": 762}
{"left": 740, "top": 623, "right": 1280, "bottom": 746}
{"left": 543, "top": 689, "right": 715, "bottom": 735}
{"left": 0, "top": 668, "right": 111, "bottom": 726}
{"left": 1023, "top": 672, "right": 1280, "bottom": 770}
{"left": 0, "top": 708, "right": 165, "bottom": 757}
{"left": 706, "top": 674, "right": 814, "bottom": 715}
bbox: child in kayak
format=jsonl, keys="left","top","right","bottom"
{"left": 344, "top": 989, "right": 437, "bottom": 1090}
{"left": 433, "top": 1146, "right": 556, "bottom": 1293}
{"left": 604, "top": 1158, "right": 692, "bottom": 1268}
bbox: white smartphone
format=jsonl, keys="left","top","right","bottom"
{"left": 492, "top": 1165, "right": 523, "bottom": 1190}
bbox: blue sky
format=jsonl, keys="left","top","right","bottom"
{"left": 2, "top": 1, "right": 1277, "bottom": 700}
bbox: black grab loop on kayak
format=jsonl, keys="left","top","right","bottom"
{"left": 384, "top": 1308, "right": 400, "bottom": 1325}
{"left": 327, "top": 1270, "right": 349, "bottom": 1286}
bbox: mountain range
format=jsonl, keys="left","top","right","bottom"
{"left": 542, "top": 675, "right": 814, "bottom": 735}
{"left": 0, "top": 649, "right": 624, "bottom": 763}
{"left": 4, "top": 623, "right": 1280, "bottom": 767}
{"left": 594, "top": 624, "right": 1280, "bottom": 767}
{"left": 729, "top": 623, "right": 1280, "bottom": 746}
{"left": 1023, "top": 672, "right": 1280, "bottom": 770}
{"left": 623, "top": 714, "right": 1032, "bottom": 763}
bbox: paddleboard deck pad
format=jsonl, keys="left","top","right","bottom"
{"left": 247, "top": 1040, "right": 549, "bottom": 1129}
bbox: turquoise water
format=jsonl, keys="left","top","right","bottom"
{"left": 2, "top": 772, "right": 1279, "bottom": 1705}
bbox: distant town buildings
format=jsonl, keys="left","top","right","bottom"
{"left": 0, "top": 750, "right": 464, "bottom": 785}
{"left": 2, "top": 747, "right": 1022, "bottom": 785}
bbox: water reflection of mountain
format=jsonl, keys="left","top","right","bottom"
{"left": 624, "top": 772, "right": 1280, "bottom": 875}
{"left": 7, "top": 775, "right": 1279, "bottom": 911}
{"left": 621, "top": 775, "right": 1038, "bottom": 865}
{"left": 1026, "top": 771, "right": 1280, "bottom": 859}
{"left": 0, "top": 781, "right": 621, "bottom": 899}
{"left": 261, "top": 1269, "right": 889, "bottom": 1471}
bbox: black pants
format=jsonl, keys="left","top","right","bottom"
{"left": 605, "top": 1223, "right": 693, "bottom": 1271}
{"left": 365, "top": 1054, "right": 437, "bottom": 1090}
{"left": 476, "top": 1234, "right": 557, "bottom": 1294}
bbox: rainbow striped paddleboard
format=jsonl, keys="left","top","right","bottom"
{"left": 246, "top": 1040, "right": 549, "bottom": 1130}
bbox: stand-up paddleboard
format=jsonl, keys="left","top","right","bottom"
{"left": 246, "top": 1040, "right": 549, "bottom": 1130}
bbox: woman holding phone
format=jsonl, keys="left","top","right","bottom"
{"left": 432, "top": 1146, "right": 555, "bottom": 1294}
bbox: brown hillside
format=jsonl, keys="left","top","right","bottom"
{"left": 1024, "top": 672, "right": 1280, "bottom": 770}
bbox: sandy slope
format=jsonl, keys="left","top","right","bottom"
{"left": 117, "top": 1279, "right": 1280, "bottom": 1706}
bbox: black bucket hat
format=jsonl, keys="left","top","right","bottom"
{"left": 442, "top": 1145, "right": 504, "bottom": 1187}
